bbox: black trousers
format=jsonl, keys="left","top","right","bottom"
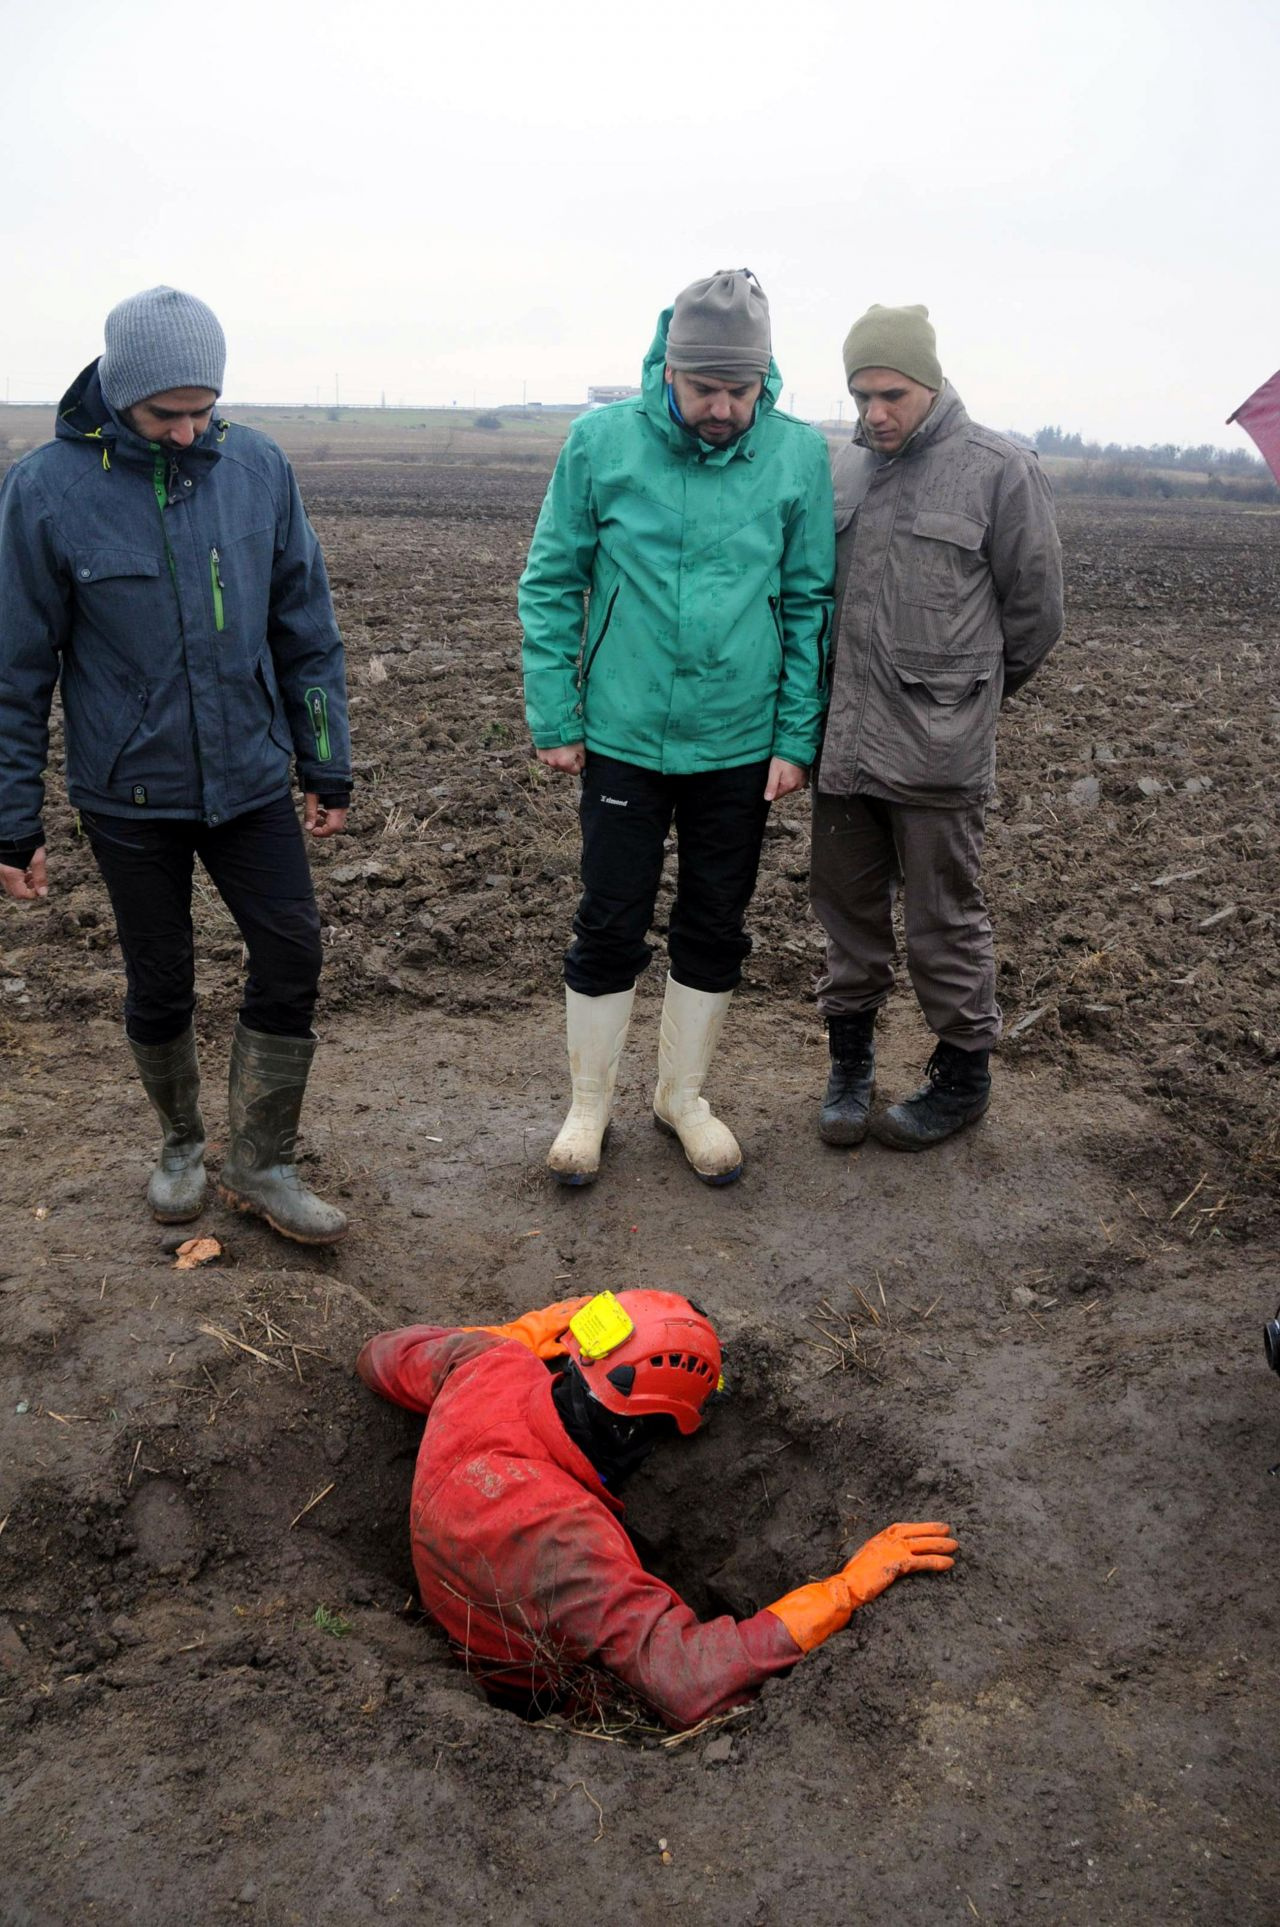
{"left": 82, "top": 795, "right": 323, "bottom": 1045}
{"left": 565, "top": 753, "right": 772, "bottom": 997}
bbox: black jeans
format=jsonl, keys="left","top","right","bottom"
{"left": 565, "top": 753, "right": 772, "bottom": 996}
{"left": 82, "top": 795, "right": 323, "bottom": 1045}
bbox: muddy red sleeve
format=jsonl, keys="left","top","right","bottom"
{"left": 606, "top": 1592, "right": 803, "bottom": 1731}
{"left": 529, "top": 1487, "right": 803, "bottom": 1731}
{"left": 355, "top": 1326, "right": 500, "bottom": 1416}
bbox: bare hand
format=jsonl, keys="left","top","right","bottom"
{"left": 537, "top": 743, "right": 586, "bottom": 775}
{"left": 0, "top": 847, "right": 49, "bottom": 901}
{"left": 764, "top": 757, "right": 808, "bottom": 802}
{"left": 304, "top": 795, "right": 349, "bottom": 839}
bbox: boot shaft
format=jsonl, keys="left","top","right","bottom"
{"left": 128, "top": 1023, "right": 206, "bottom": 1222}
{"left": 927, "top": 1041, "right": 991, "bottom": 1096}
{"left": 219, "top": 1022, "right": 346, "bottom": 1245}
{"left": 129, "top": 1024, "right": 205, "bottom": 1153}
{"left": 225, "top": 1023, "right": 318, "bottom": 1175}
{"left": 827, "top": 1011, "right": 876, "bottom": 1071}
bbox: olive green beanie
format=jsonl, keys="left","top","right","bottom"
{"left": 842, "top": 303, "right": 942, "bottom": 391}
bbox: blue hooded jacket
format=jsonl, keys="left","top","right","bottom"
{"left": 0, "top": 363, "right": 351, "bottom": 862}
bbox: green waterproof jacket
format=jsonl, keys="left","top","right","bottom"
{"left": 519, "top": 311, "right": 834, "bottom": 773}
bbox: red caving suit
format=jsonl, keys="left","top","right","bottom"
{"left": 356, "top": 1325, "right": 801, "bottom": 1730}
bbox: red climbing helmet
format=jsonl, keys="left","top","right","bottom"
{"left": 562, "top": 1290, "right": 723, "bottom": 1436}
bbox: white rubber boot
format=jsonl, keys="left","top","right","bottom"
{"left": 652, "top": 975, "right": 743, "bottom": 1185}
{"left": 547, "top": 987, "right": 636, "bottom": 1186}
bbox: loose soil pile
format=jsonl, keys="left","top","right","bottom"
{"left": 1, "top": 462, "right": 1277, "bottom": 1924}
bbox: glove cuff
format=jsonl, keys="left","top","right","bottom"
{"left": 765, "top": 1577, "right": 853, "bottom": 1655}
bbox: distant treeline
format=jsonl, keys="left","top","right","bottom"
{"left": 1021, "top": 425, "right": 1277, "bottom": 501}
{"left": 1031, "top": 424, "right": 1265, "bottom": 472}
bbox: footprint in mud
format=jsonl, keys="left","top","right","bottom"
{"left": 126, "top": 1478, "right": 202, "bottom": 1579}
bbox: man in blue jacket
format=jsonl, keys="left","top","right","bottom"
{"left": 0, "top": 287, "right": 352, "bottom": 1244}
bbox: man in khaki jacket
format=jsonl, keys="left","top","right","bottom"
{"left": 811, "top": 304, "right": 1062, "bottom": 1149}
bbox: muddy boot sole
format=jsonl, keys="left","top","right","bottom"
{"left": 151, "top": 1200, "right": 207, "bottom": 1225}
{"left": 217, "top": 1182, "right": 349, "bottom": 1246}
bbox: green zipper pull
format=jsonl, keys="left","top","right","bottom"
{"left": 305, "top": 686, "right": 332, "bottom": 762}
{"left": 210, "top": 548, "right": 225, "bottom": 631}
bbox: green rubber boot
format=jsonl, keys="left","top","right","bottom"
{"left": 217, "top": 1022, "right": 348, "bottom": 1245}
{"left": 129, "top": 1024, "right": 207, "bottom": 1223}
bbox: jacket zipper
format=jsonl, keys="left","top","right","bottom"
{"left": 768, "top": 594, "right": 785, "bottom": 647}
{"left": 581, "top": 584, "right": 620, "bottom": 685}
{"left": 210, "top": 548, "right": 225, "bottom": 631}
{"left": 150, "top": 449, "right": 208, "bottom": 811}
{"left": 152, "top": 455, "right": 179, "bottom": 589}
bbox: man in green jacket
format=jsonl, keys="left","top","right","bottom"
{"left": 520, "top": 270, "right": 834, "bottom": 1187}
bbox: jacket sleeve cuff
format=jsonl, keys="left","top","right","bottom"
{"left": 770, "top": 740, "right": 815, "bottom": 769}
{"left": 0, "top": 836, "right": 42, "bottom": 870}
{"left": 297, "top": 767, "right": 352, "bottom": 794}
{"left": 530, "top": 720, "right": 584, "bottom": 749}
{"left": 316, "top": 790, "right": 351, "bottom": 809}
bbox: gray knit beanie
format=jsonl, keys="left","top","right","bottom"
{"left": 99, "top": 286, "right": 226, "bottom": 412}
{"left": 666, "top": 269, "right": 772, "bottom": 378}
{"left": 842, "top": 304, "right": 942, "bottom": 391}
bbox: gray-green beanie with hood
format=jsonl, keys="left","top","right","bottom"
{"left": 666, "top": 268, "right": 772, "bottom": 378}
{"left": 842, "top": 303, "right": 942, "bottom": 391}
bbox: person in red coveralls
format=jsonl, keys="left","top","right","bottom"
{"left": 356, "top": 1288, "right": 957, "bottom": 1731}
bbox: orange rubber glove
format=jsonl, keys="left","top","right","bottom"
{"left": 767, "top": 1520, "right": 958, "bottom": 1655}
{"left": 463, "top": 1296, "right": 591, "bottom": 1361}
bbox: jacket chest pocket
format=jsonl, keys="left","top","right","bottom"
{"left": 71, "top": 548, "right": 163, "bottom": 611}
{"left": 898, "top": 510, "right": 987, "bottom": 611}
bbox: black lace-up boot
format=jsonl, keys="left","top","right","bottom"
{"left": 871, "top": 1041, "right": 991, "bottom": 1150}
{"left": 818, "top": 1012, "right": 877, "bottom": 1146}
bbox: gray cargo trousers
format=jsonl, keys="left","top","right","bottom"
{"left": 809, "top": 792, "right": 1001, "bottom": 1051}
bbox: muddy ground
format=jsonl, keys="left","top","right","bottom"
{"left": 1, "top": 457, "right": 1278, "bottom": 1925}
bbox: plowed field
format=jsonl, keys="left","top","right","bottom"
{"left": 2, "top": 452, "right": 1277, "bottom": 1925}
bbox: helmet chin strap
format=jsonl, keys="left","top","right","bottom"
{"left": 551, "top": 1360, "right": 675, "bottom": 1487}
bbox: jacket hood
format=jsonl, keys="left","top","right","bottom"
{"left": 640, "top": 307, "right": 782, "bottom": 464}
{"left": 55, "top": 358, "right": 225, "bottom": 469}
{"left": 854, "top": 380, "right": 968, "bottom": 464}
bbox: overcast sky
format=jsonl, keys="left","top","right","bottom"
{"left": 1, "top": 0, "right": 1276, "bottom": 447}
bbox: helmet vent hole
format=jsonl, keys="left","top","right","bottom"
{"left": 605, "top": 1364, "right": 636, "bottom": 1397}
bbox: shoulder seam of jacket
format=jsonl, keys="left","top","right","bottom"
{"left": 963, "top": 425, "right": 1031, "bottom": 462}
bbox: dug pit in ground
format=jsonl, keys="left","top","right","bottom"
{"left": 622, "top": 1353, "right": 959, "bottom": 1639}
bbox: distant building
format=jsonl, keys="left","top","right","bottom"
{"left": 588, "top": 385, "right": 640, "bottom": 407}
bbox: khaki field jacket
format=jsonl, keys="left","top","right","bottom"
{"left": 817, "top": 385, "right": 1062, "bottom": 806}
